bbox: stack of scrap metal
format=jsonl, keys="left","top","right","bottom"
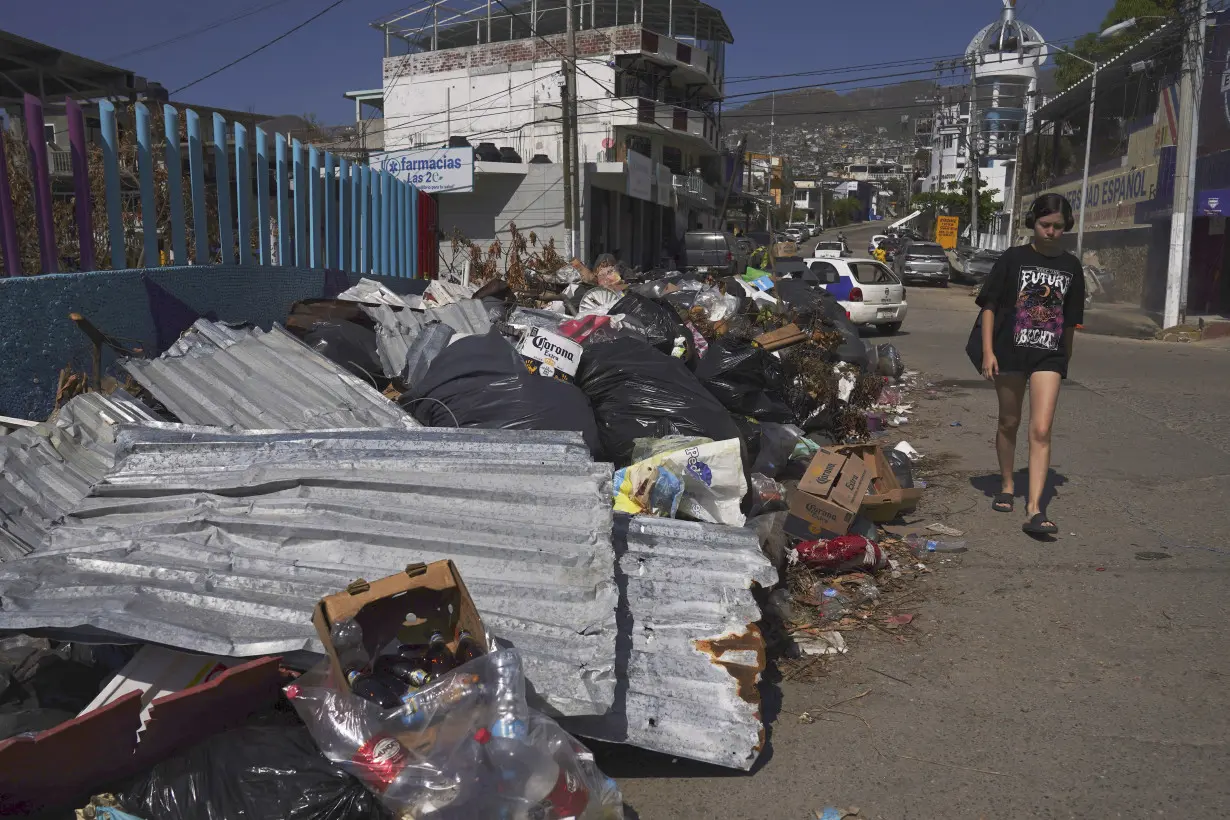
{"left": 1, "top": 424, "right": 617, "bottom": 718}
{"left": 562, "top": 516, "right": 775, "bottom": 771}
{"left": 123, "top": 322, "right": 416, "bottom": 431}
{"left": 0, "top": 392, "right": 160, "bottom": 560}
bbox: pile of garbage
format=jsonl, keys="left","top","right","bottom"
{"left": 0, "top": 253, "right": 929, "bottom": 814}
{"left": 294, "top": 258, "right": 911, "bottom": 531}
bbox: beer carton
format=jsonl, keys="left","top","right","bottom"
{"left": 784, "top": 448, "right": 873, "bottom": 540}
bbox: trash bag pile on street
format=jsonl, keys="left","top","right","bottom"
{"left": 0, "top": 256, "right": 926, "bottom": 815}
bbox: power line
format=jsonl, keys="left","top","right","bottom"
{"left": 105, "top": 0, "right": 298, "bottom": 62}
{"left": 171, "top": 0, "right": 353, "bottom": 95}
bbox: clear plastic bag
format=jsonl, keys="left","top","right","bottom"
{"left": 286, "top": 649, "right": 623, "bottom": 819}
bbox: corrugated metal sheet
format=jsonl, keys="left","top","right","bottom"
{"left": 362, "top": 302, "right": 491, "bottom": 380}
{"left": 562, "top": 515, "right": 777, "bottom": 770}
{"left": 0, "top": 425, "right": 618, "bottom": 718}
{"left": 0, "top": 393, "right": 160, "bottom": 561}
{"left": 123, "top": 322, "right": 418, "bottom": 431}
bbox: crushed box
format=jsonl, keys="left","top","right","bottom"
{"left": 839, "top": 444, "right": 924, "bottom": 523}
{"left": 784, "top": 448, "right": 873, "bottom": 540}
{"left": 517, "top": 326, "right": 583, "bottom": 382}
{"left": 312, "top": 561, "right": 489, "bottom": 696}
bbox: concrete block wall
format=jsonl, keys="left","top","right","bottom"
{"left": 0, "top": 266, "right": 422, "bottom": 420}
{"left": 436, "top": 164, "right": 572, "bottom": 273}
{"left": 385, "top": 25, "right": 640, "bottom": 78}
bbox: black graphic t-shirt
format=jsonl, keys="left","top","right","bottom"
{"left": 975, "top": 245, "right": 1084, "bottom": 376}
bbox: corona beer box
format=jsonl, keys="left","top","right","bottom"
{"left": 783, "top": 448, "right": 873, "bottom": 540}
{"left": 517, "top": 327, "right": 584, "bottom": 382}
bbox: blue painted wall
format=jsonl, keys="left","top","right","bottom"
{"left": 0, "top": 265, "right": 423, "bottom": 420}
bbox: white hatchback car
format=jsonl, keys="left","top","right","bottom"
{"left": 800, "top": 256, "right": 908, "bottom": 334}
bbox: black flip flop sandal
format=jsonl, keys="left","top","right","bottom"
{"left": 1022, "top": 513, "right": 1058, "bottom": 536}
{"left": 992, "top": 493, "right": 1014, "bottom": 513}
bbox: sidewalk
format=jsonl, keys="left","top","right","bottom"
{"left": 1079, "top": 300, "right": 1161, "bottom": 339}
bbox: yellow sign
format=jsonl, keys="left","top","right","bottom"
{"left": 935, "top": 216, "right": 959, "bottom": 249}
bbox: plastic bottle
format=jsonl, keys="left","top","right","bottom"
{"left": 397, "top": 673, "right": 483, "bottom": 729}
{"left": 818, "top": 587, "right": 851, "bottom": 623}
{"left": 478, "top": 722, "right": 590, "bottom": 820}
{"left": 907, "top": 535, "right": 968, "bottom": 557}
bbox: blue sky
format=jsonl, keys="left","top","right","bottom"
{"left": 6, "top": 0, "right": 1109, "bottom": 122}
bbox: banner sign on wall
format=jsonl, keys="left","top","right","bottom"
{"left": 375, "top": 147, "right": 474, "bottom": 193}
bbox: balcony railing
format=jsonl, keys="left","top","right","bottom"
{"left": 48, "top": 147, "right": 74, "bottom": 176}
{"left": 674, "top": 172, "right": 715, "bottom": 206}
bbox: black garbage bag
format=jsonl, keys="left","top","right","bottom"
{"left": 885, "top": 447, "right": 915, "bottom": 489}
{"left": 577, "top": 336, "right": 742, "bottom": 466}
{"left": 300, "top": 321, "right": 385, "bottom": 386}
{"left": 606, "top": 292, "right": 694, "bottom": 362}
{"left": 403, "top": 329, "right": 603, "bottom": 459}
{"left": 694, "top": 337, "right": 794, "bottom": 423}
{"left": 122, "top": 725, "right": 389, "bottom": 820}
{"left": 876, "top": 343, "right": 905, "bottom": 379}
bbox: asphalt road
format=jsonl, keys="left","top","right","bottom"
{"left": 603, "top": 257, "right": 1230, "bottom": 819}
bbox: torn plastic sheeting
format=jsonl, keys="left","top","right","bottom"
{"left": 562, "top": 515, "right": 777, "bottom": 771}
{"left": 0, "top": 424, "right": 618, "bottom": 718}
{"left": 123, "top": 322, "right": 417, "bottom": 431}
{"left": 0, "top": 392, "right": 161, "bottom": 561}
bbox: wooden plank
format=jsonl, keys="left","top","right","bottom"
{"left": 323, "top": 151, "right": 335, "bottom": 269}
{"left": 276, "top": 133, "right": 290, "bottom": 266}
{"left": 256, "top": 127, "right": 271, "bottom": 265}
{"left": 186, "top": 109, "right": 208, "bottom": 265}
{"left": 380, "top": 170, "right": 391, "bottom": 275}
{"left": 212, "top": 113, "right": 233, "bottom": 265}
{"left": 308, "top": 145, "right": 320, "bottom": 268}
{"left": 67, "top": 99, "right": 96, "bottom": 270}
{"left": 135, "top": 103, "right": 157, "bottom": 267}
{"left": 0, "top": 127, "right": 19, "bottom": 276}
{"left": 371, "top": 169, "right": 383, "bottom": 275}
{"left": 338, "top": 158, "right": 350, "bottom": 273}
{"left": 753, "top": 323, "right": 803, "bottom": 348}
{"left": 409, "top": 183, "right": 419, "bottom": 277}
{"left": 162, "top": 105, "right": 186, "bottom": 266}
{"left": 292, "top": 139, "right": 306, "bottom": 267}
{"left": 359, "top": 165, "right": 371, "bottom": 273}
{"left": 24, "top": 95, "right": 57, "bottom": 272}
{"left": 234, "top": 122, "right": 252, "bottom": 266}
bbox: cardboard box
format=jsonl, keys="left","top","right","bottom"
{"left": 784, "top": 448, "right": 873, "bottom": 540}
{"left": 839, "top": 444, "right": 924, "bottom": 523}
{"left": 517, "top": 326, "right": 583, "bottom": 382}
{"left": 784, "top": 490, "right": 858, "bottom": 540}
{"left": 798, "top": 448, "right": 872, "bottom": 511}
{"left": 312, "top": 561, "right": 489, "bottom": 696}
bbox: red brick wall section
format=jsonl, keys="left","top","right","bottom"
{"left": 386, "top": 24, "right": 642, "bottom": 79}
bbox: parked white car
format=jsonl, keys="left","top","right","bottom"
{"left": 800, "top": 256, "right": 908, "bottom": 334}
{"left": 811, "top": 240, "right": 847, "bottom": 259}
{"left": 867, "top": 234, "right": 889, "bottom": 254}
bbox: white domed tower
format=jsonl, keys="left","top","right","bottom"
{"left": 965, "top": 0, "right": 1047, "bottom": 246}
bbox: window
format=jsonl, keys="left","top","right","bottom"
{"left": 807, "top": 261, "right": 841, "bottom": 284}
{"left": 943, "top": 133, "right": 954, "bottom": 149}
{"left": 850, "top": 262, "right": 898, "bottom": 284}
{"left": 44, "top": 124, "right": 56, "bottom": 144}
{"left": 662, "top": 145, "right": 683, "bottom": 175}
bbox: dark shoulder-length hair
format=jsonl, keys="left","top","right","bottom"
{"left": 1025, "top": 193, "right": 1075, "bottom": 231}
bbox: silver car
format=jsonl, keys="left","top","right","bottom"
{"left": 895, "top": 241, "right": 951, "bottom": 287}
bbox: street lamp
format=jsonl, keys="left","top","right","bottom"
{"left": 1026, "top": 21, "right": 1138, "bottom": 260}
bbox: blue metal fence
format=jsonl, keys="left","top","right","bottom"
{"left": 0, "top": 93, "right": 427, "bottom": 278}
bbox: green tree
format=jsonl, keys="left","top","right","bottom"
{"left": 1055, "top": 0, "right": 1180, "bottom": 90}
{"left": 913, "top": 178, "right": 1002, "bottom": 233}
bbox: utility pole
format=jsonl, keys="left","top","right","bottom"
{"left": 560, "top": 66, "right": 575, "bottom": 259}
{"left": 968, "top": 61, "right": 979, "bottom": 249}
{"left": 562, "top": 0, "right": 580, "bottom": 261}
{"left": 1165, "top": 0, "right": 1208, "bottom": 329}
{"left": 717, "top": 134, "right": 747, "bottom": 230}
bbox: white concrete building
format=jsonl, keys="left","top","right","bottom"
{"left": 923, "top": 0, "right": 1047, "bottom": 248}
{"left": 366, "top": 0, "right": 733, "bottom": 270}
